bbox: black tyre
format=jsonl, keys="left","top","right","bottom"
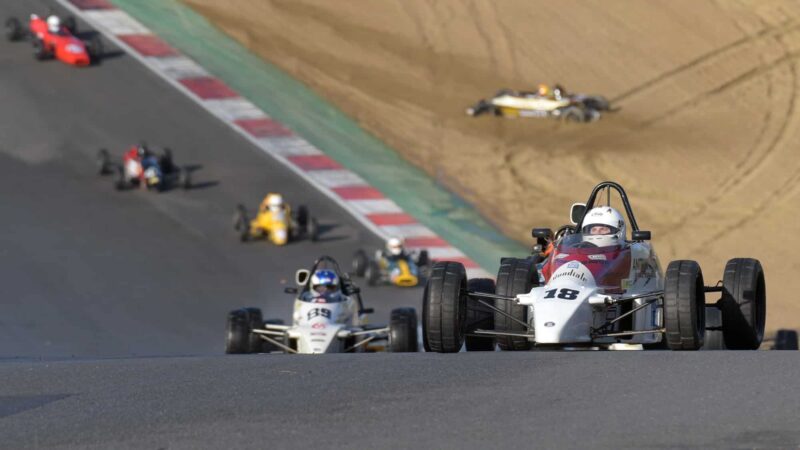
{"left": 773, "top": 329, "right": 798, "bottom": 350}
{"left": 465, "top": 278, "right": 496, "bottom": 351}
{"left": 582, "top": 96, "right": 610, "bottom": 111}
{"left": 113, "top": 166, "right": 127, "bottom": 191}
{"left": 352, "top": 250, "right": 368, "bottom": 277}
{"left": 87, "top": 35, "right": 103, "bottom": 64}
{"left": 179, "top": 167, "right": 191, "bottom": 190}
{"left": 244, "top": 307, "right": 264, "bottom": 353}
{"left": 494, "top": 258, "right": 536, "bottom": 351}
{"left": 233, "top": 204, "right": 250, "bottom": 242}
{"left": 159, "top": 148, "right": 175, "bottom": 173}
{"left": 64, "top": 16, "right": 77, "bottom": 35}
{"left": 389, "top": 307, "right": 418, "bottom": 352}
{"left": 294, "top": 205, "right": 309, "bottom": 228}
{"left": 422, "top": 261, "right": 467, "bottom": 353}
{"left": 5, "top": 17, "right": 22, "bottom": 42}
{"left": 33, "top": 39, "right": 50, "bottom": 61}
{"left": 96, "top": 149, "right": 111, "bottom": 175}
{"left": 225, "top": 309, "right": 251, "bottom": 354}
{"left": 416, "top": 250, "right": 430, "bottom": 268}
{"left": 702, "top": 306, "right": 726, "bottom": 350}
{"left": 562, "top": 106, "right": 586, "bottom": 123}
{"left": 663, "top": 260, "right": 705, "bottom": 350}
{"left": 720, "top": 258, "right": 766, "bottom": 350}
{"left": 307, "top": 217, "right": 319, "bottom": 242}
{"left": 365, "top": 260, "right": 381, "bottom": 286}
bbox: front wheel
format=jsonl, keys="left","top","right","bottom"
{"left": 389, "top": 307, "right": 418, "bottom": 352}
{"left": 422, "top": 261, "right": 467, "bottom": 353}
{"left": 352, "top": 250, "right": 368, "bottom": 277}
{"left": 232, "top": 204, "right": 250, "bottom": 242}
{"left": 225, "top": 308, "right": 262, "bottom": 354}
{"left": 663, "top": 260, "right": 705, "bottom": 350}
{"left": 307, "top": 217, "right": 318, "bottom": 242}
{"left": 96, "top": 149, "right": 111, "bottom": 175}
{"left": 5, "top": 17, "right": 23, "bottom": 42}
{"left": 494, "top": 258, "right": 536, "bottom": 351}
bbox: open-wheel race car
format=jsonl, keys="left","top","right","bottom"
{"left": 97, "top": 144, "right": 191, "bottom": 192}
{"left": 352, "top": 238, "right": 430, "bottom": 287}
{"left": 467, "top": 84, "right": 610, "bottom": 123}
{"left": 233, "top": 193, "right": 318, "bottom": 246}
{"left": 225, "top": 256, "right": 418, "bottom": 354}
{"left": 6, "top": 14, "right": 102, "bottom": 66}
{"left": 423, "top": 181, "right": 767, "bottom": 352}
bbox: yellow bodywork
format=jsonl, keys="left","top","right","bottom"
{"left": 248, "top": 196, "right": 295, "bottom": 246}
{"left": 384, "top": 258, "right": 419, "bottom": 287}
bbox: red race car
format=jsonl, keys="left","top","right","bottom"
{"left": 5, "top": 14, "right": 102, "bottom": 66}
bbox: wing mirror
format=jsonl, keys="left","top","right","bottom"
{"left": 531, "top": 228, "right": 552, "bottom": 240}
{"left": 632, "top": 230, "right": 651, "bottom": 241}
{"left": 570, "top": 203, "right": 586, "bottom": 225}
{"left": 284, "top": 287, "right": 298, "bottom": 294}
{"left": 295, "top": 269, "right": 310, "bottom": 286}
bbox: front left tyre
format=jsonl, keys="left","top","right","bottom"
{"left": 422, "top": 261, "right": 467, "bottom": 353}
{"left": 663, "top": 260, "right": 705, "bottom": 350}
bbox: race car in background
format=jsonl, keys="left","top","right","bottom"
{"left": 467, "top": 84, "right": 611, "bottom": 122}
{"left": 5, "top": 14, "right": 102, "bottom": 66}
{"left": 233, "top": 193, "right": 318, "bottom": 246}
{"left": 225, "top": 256, "right": 418, "bottom": 354}
{"left": 423, "top": 181, "right": 767, "bottom": 352}
{"left": 96, "top": 143, "right": 192, "bottom": 192}
{"left": 352, "top": 238, "right": 430, "bottom": 287}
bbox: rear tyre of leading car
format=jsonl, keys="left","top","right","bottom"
{"left": 5, "top": 17, "right": 23, "bottom": 42}
{"left": 423, "top": 261, "right": 467, "bottom": 353}
{"left": 225, "top": 308, "right": 263, "bottom": 354}
{"left": 494, "top": 258, "right": 536, "bottom": 351}
{"left": 389, "top": 307, "right": 418, "bottom": 352}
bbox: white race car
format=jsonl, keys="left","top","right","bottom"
{"left": 225, "top": 256, "right": 418, "bottom": 354}
{"left": 423, "top": 181, "right": 767, "bottom": 352}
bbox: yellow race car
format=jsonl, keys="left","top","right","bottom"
{"left": 233, "top": 193, "right": 318, "bottom": 246}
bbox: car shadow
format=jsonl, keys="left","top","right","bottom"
{"left": 312, "top": 223, "right": 348, "bottom": 243}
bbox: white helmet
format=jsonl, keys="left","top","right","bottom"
{"left": 266, "top": 193, "right": 283, "bottom": 211}
{"left": 47, "top": 15, "right": 61, "bottom": 33}
{"left": 581, "top": 206, "right": 626, "bottom": 247}
{"left": 386, "top": 237, "right": 404, "bottom": 256}
{"left": 310, "top": 269, "right": 339, "bottom": 296}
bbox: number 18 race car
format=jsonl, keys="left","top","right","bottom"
{"left": 6, "top": 14, "right": 102, "bottom": 66}
{"left": 423, "top": 181, "right": 767, "bottom": 352}
{"left": 225, "top": 256, "right": 418, "bottom": 354}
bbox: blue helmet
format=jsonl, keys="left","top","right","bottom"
{"left": 310, "top": 269, "right": 339, "bottom": 295}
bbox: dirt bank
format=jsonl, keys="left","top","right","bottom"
{"left": 184, "top": 0, "right": 800, "bottom": 330}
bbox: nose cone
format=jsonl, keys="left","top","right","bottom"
{"left": 533, "top": 299, "right": 593, "bottom": 344}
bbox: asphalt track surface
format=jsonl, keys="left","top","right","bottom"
{"left": 1, "top": 1, "right": 799, "bottom": 449}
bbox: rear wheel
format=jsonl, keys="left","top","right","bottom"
{"left": 225, "top": 309, "right": 251, "bottom": 354}
{"left": 63, "top": 16, "right": 77, "bottom": 35}
{"left": 179, "top": 167, "right": 192, "bottom": 190}
{"left": 365, "top": 260, "right": 381, "bottom": 286}
{"left": 352, "top": 250, "right": 368, "bottom": 277}
{"left": 233, "top": 204, "right": 250, "bottom": 242}
{"left": 294, "top": 205, "right": 309, "bottom": 228}
{"left": 773, "top": 329, "right": 798, "bottom": 350}
{"left": 389, "top": 307, "right": 418, "bottom": 352}
{"left": 87, "top": 35, "right": 103, "bottom": 64}
{"left": 465, "top": 278, "right": 496, "bottom": 351}
{"left": 5, "top": 17, "right": 23, "bottom": 42}
{"left": 494, "top": 258, "right": 536, "bottom": 351}
{"left": 244, "top": 307, "right": 264, "bottom": 353}
{"left": 422, "top": 261, "right": 467, "bottom": 353}
{"left": 307, "top": 217, "right": 319, "bottom": 242}
{"left": 96, "top": 149, "right": 111, "bottom": 175}
{"left": 663, "top": 260, "right": 705, "bottom": 350}
{"left": 561, "top": 106, "right": 585, "bottom": 123}
{"left": 702, "top": 307, "right": 726, "bottom": 350}
{"left": 720, "top": 258, "right": 766, "bottom": 350}
{"left": 113, "top": 166, "right": 128, "bottom": 191}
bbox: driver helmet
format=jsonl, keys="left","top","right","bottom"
{"left": 47, "top": 15, "right": 61, "bottom": 33}
{"left": 386, "top": 237, "right": 404, "bottom": 256}
{"left": 537, "top": 83, "right": 551, "bottom": 97}
{"left": 265, "top": 193, "right": 283, "bottom": 212}
{"left": 310, "top": 269, "right": 339, "bottom": 296}
{"left": 581, "top": 206, "right": 626, "bottom": 247}
{"left": 136, "top": 143, "right": 150, "bottom": 159}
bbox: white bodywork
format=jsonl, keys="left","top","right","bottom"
{"left": 517, "top": 242, "right": 664, "bottom": 347}
{"left": 491, "top": 94, "right": 570, "bottom": 112}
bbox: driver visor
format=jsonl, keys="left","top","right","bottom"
{"left": 582, "top": 223, "right": 620, "bottom": 236}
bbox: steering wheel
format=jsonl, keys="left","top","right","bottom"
{"left": 554, "top": 225, "right": 576, "bottom": 241}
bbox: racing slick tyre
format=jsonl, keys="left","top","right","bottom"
{"left": 260, "top": 318, "right": 285, "bottom": 353}
{"left": 179, "top": 167, "right": 192, "bottom": 190}
{"left": 422, "top": 261, "right": 467, "bottom": 353}
{"left": 702, "top": 306, "right": 726, "bottom": 350}
{"left": 494, "top": 258, "right": 537, "bottom": 351}
{"left": 87, "top": 35, "right": 103, "bottom": 64}
{"left": 64, "top": 16, "right": 77, "bottom": 35}
{"left": 416, "top": 250, "right": 430, "bottom": 268}
{"left": 773, "top": 329, "right": 798, "bottom": 350}
{"left": 5, "top": 17, "right": 23, "bottom": 42}
{"left": 32, "top": 39, "right": 51, "bottom": 61}
{"left": 307, "top": 217, "right": 319, "bottom": 242}
{"left": 365, "top": 260, "right": 381, "bottom": 286}
{"left": 465, "top": 278, "right": 496, "bottom": 351}
{"left": 294, "top": 205, "right": 309, "bottom": 228}
{"left": 663, "top": 260, "right": 706, "bottom": 350}
{"left": 244, "top": 307, "right": 264, "bottom": 353}
{"left": 561, "top": 106, "right": 586, "bottom": 123}
{"left": 352, "top": 250, "right": 368, "bottom": 277}
{"left": 720, "top": 258, "right": 766, "bottom": 350}
{"left": 233, "top": 205, "right": 250, "bottom": 242}
{"left": 96, "top": 149, "right": 111, "bottom": 175}
{"left": 389, "top": 307, "right": 418, "bottom": 352}
{"left": 225, "top": 309, "right": 255, "bottom": 354}
{"left": 113, "top": 166, "right": 128, "bottom": 191}
{"left": 582, "top": 96, "right": 610, "bottom": 112}
{"left": 159, "top": 148, "right": 175, "bottom": 173}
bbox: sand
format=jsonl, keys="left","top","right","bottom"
{"left": 184, "top": 0, "right": 800, "bottom": 330}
